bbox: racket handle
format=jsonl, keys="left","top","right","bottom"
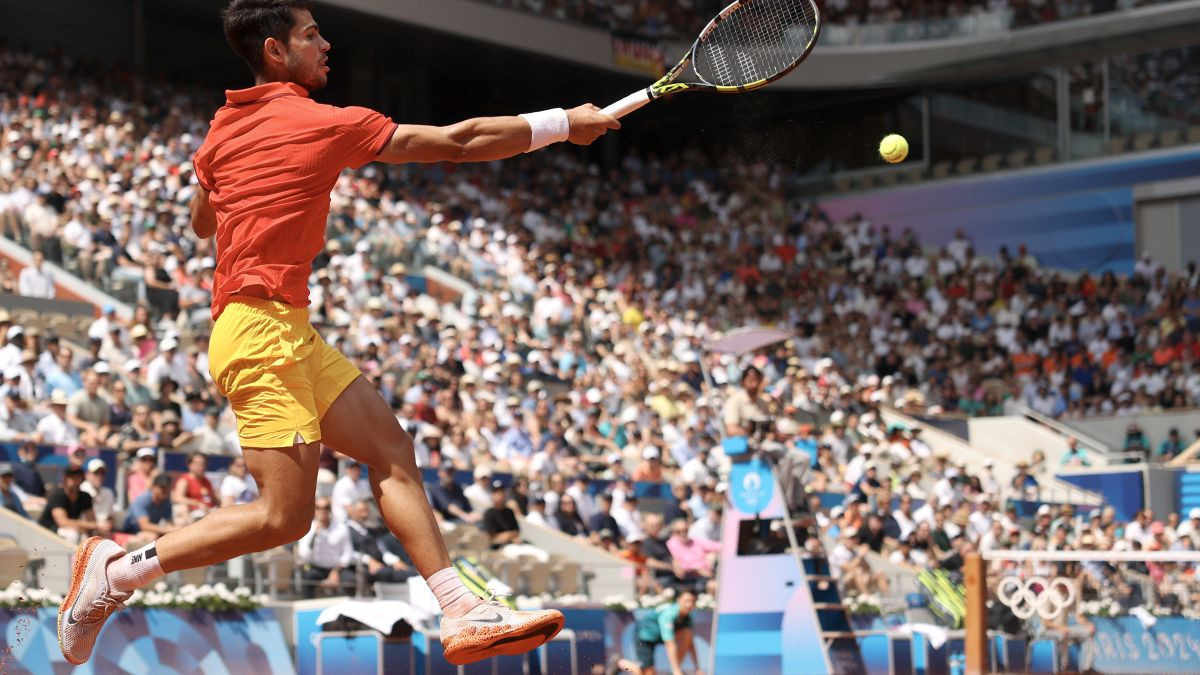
{"left": 602, "top": 89, "right": 652, "bottom": 119}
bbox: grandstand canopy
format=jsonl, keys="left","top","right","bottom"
{"left": 707, "top": 328, "right": 793, "bottom": 356}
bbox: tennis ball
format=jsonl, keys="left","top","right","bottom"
{"left": 879, "top": 134, "right": 909, "bottom": 164}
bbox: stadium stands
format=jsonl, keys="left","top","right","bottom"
{"left": 478, "top": 0, "right": 1181, "bottom": 42}
{"left": 1, "top": 38, "right": 1199, "bottom": 620}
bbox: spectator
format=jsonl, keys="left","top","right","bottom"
{"left": 112, "top": 404, "right": 155, "bottom": 456}
{"left": 1159, "top": 428, "right": 1185, "bottom": 462}
{"left": 11, "top": 442, "right": 45, "bottom": 501}
{"left": 0, "top": 326, "right": 25, "bottom": 373}
{"left": 79, "top": 458, "right": 116, "bottom": 528}
{"left": 632, "top": 446, "right": 665, "bottom": 482}
{"left": 126, "top": 447, "right": 159, "bottom": 504}
{"left": 34, "top": 390, "right": 79, "bottom": 446}
{"left": 218, "top": 456, "right": 259, "bottom": 507}
{"left": 482, "top": 480, "right": 522, "bottom": 549}
{"left": 1059, "top": 437, "right": 1093, "bottom": 468}
{"left": 614, "top": 493, "right": 646, "bottom": 542}
{"left": 463, "top": 464, "right": 494, "bottom": 513}
{"left": 524, "top": 496, "right": 557, "bottom": 530}
{"left": 688, "top": 505, "right": 722, "bottom": 543}
{"left": 67, "top": 369, "right": 111, "bottom": 448}
{"left": 106, "top": 377, "right": 133, "bottom": 432}
{"left": 37, "top": 466, "right": 100, "bottom": 544}
{"left": 43, "top": 349, "right": 81, "bottom": 397}
{"left": 344, "top": 498, "right": 416, "bottom": 586}
{"left": 588, "top": 493, "right": 621, "bottom": 545}
{"left": 554, "top": 494, "right": 589, "bottom": 538}
{"left": 680, "top": 445, "right": 718, "bottom": 486}
{"left": 1124, "top": 422, "right": 1148, "bottom": 459}
{"left": 297, "top": 497, "right": 353, "bottom": 599}
{"left": 17, "top": 250, "right": 55, "bottom": 299}
{"left": 121, "top": 474, "right": 177, "bottom": 545}
{"left": 723, "top": 365, "right": 768, "bottom": 438}
{"left": 172, "top": 452, "right": 216, "bottom": 522}
{"left": 0, "top": 463, "right": 29, "bottom": 519}
{"left": 331, "top": 461, "right": 371, "bottom": 523}
{"left": 828, "top": 527, "right": 888, "bottom": 596}
{"left": 426, "top": 464, "right": 478, "bottom": 524}
{"left": 666, "top": 518, "right": 721, "bottom": 593}
{"left": 122, "top": 360, "right": 153, "bottom": 407}
{"left": 0, "top": 392, "right": 38, "bottom": 443}
{"left": 185, "top": 409, "right": 229, "bottom": 455}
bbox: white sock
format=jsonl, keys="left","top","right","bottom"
{"left": 427, "top": 567, "right": 480, "bottom": 618}
{"left": 106, "top": 543, "right": 166, "bottom": 593}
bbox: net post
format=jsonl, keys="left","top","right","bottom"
{"left": 965, "top": 552, "right": 986, "bottom": 673}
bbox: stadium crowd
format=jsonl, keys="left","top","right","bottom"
{"left": 477, "top": 0, "right": 1165, "bottom": 41}
{"left": 1, "top": 42, "right": 1199, "bottom": 610}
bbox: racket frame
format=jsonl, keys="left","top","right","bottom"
{"left": 602, "top": 0, "right": 821, "bottom": 118}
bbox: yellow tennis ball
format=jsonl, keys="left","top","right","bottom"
{"left": 879, "top": 134, "right": 909, "bottom": 164}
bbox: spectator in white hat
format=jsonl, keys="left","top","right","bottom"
{"left": 121, "top": 359, "right": 152, "bottom": 407}
{"left": 1175, "top": 507, "right": 1200, "bottom": 541}
{"left": 35, "top": 390, "right": 80, "bottom": 446}
{"left": 80, "top": 458, "right": 116, "bottom": 527}
{"left": 126, "top": 447, "right": 160, "bottom": 504}
{"left": 632, "top": 445, "right": 665, "bottom": 482}
{"left": 146, "top": 336, "right": 187, "bottom": 396}
{"left": 331, "top": 461, "right": 372, "bottom": 523}
{"left": 0, "top": 325, "right": 26, "bottom": 373}
{"left": 464, "top": 464, "right": 494, "bottom": 513}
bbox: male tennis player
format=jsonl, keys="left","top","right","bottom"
{"left": 58, "top": 0, "right": 618, "bottom": 666}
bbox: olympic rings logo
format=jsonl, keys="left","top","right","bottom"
{"left": 996, "top": 576, "right": 1076, "bottom": 620}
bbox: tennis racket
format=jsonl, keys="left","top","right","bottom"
{"left": 602, "top": 0, "right": 821, "bottom": 119}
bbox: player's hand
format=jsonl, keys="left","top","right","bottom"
{"left": 566, "top": 104, "right": 620, "bottom": 145}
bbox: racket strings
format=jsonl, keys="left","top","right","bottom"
{"left": 694, "top": 0, "right": 819, "bottom": 87}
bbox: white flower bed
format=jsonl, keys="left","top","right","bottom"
{"left": 0, "top": 581, "right": 268, "bottom": 611}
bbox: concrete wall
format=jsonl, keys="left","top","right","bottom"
{"left": 518, "top": 519, "right": 636, "bottom": 602}
{"left": 0, "top": 507, "right": 73, "bottom": 594}
{"left": 882, "top": 408, "right": 1100, "bottom": 505}
{"left": 1064, "top": 409, "right": 1200, "bottom": 457}
{"left": 969, "top": 416, "right": 1087, "bottom": 468}
{"left": 1135, "top": 176, "right": 1200, "bottom": 274}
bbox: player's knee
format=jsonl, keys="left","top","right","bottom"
{"left": 366, "top": 426, "right": 418, "bottom": 478}
{"left": 259, "top": 503, "right": 314, "bottom": 546}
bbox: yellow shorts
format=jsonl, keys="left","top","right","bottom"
{"left": 208, "top": 297, "right": 361, "bottom": 448}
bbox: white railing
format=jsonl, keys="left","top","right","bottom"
{"left": 1012, "top": 403, "right": 1115, "bottom": 456}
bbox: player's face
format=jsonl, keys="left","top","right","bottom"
{"left": 284, "top": 9, "right": 331, "bottom": 92}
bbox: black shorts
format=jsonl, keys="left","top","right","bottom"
{"left": 636, "top": 639, "right": 660, "bottom": 667}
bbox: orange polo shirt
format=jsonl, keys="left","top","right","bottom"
{"left": 193, "top": 82, "right": 397, "bottom": 320}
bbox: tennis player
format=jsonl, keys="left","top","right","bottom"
{"left": 58, "top": 0, "right": 618, "bottom": 666}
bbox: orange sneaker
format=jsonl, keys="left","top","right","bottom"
{"left": 440, "top": 600, "right": 565, "bottom": 665}
{"left": 57, "top": 537, "right": 131, "bottom": 665}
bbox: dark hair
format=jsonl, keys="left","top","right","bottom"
{"left": 740, "top": 365, "right": 763, "bottom": 384}
{"left": 221, "top": 0, "right": 313, "bottom": 73}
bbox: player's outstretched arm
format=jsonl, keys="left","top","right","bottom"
{"left": 378, "top": 104, "right": 619, "bottom": 165}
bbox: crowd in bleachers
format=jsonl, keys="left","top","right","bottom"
{"left": 477, "top": 0, "right": 1169, "bottom": 41}
{"left": 2, "top": 41, "right": 1200, "bottom": 612}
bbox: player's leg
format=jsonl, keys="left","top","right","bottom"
{"left": 58, "top": 299, "right": 327, "bottom": 665}
{"left": 317, "top": 374, "right": 565, "bottom": 664}
{"left": 153, "top": 442, "right": 321, "bottom": 569}
{"left": 57, "top": 442, "right": 319, "bottom": 664}
{"left": 318, "top": 376, "right": 450, "bottom": 576}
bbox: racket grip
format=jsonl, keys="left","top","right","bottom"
{"left": 602, "top": 89, "right": 652, "bottom": 119}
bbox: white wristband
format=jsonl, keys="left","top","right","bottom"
{"left": 519, "top": 108, "right": 570, "bottom": 153}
